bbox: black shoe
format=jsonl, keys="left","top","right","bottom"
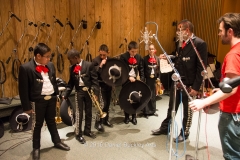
{"left": 153, "top": 113, "right": 158, "bottom": 117}
{"left": 174, "top": 135, "right": 188, "bottom": 143}
{"left": 144, "top": 114, "right": 149, "bottom": 119}
{"left": 132, "top": 118, "right": 137, "bottom": 125}
{"left": 32, "top": 148, "right": 40, "bottom": 160}
{"left": 84, "top": 132, "right": 96, "bottom": 139}
{"left": 76, "top": 135, "right": 86, "bottom": 144}
{"left": 94, "top": 120, "right": 105, "bottom": 132}
{"left": 103, "top": 120, "right": 113, "bottom": 128}
{"left": 124, "top": 117, "right": 130, "bottom": 124}
{"left": 54, "top": 142, "right": 70, "bottom": 151}
{"left": 151, "top": 128, "right": 168, "bottom": 135}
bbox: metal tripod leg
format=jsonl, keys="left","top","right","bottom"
{"left": 169, "top": 81, "right": 177, "bottom": 160}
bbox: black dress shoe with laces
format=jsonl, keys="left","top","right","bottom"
{"left": 124, "top": 117, "right": 130, "bottom": 124}
{"left": 76, "top": 135, "right": 86, "bottom": 144}
{"left": 103, "top": 120, "right": 113, "bottom": 128}
{"left": 32, "top": 148, "right": 40, "bottom": 160}
{"left": 132, "top": 118, "right": 137, "bottom": 125}
{"left": 54, "top": 142, "right": 70, "bottom": 151}
{"left": 84, "top": 132, "right": 96, "bottom": 139}
{"left": 174, "top": 135, "right": 188, "bottom": 143}
{"left": 151, "top": 128, "right": 168, "bottom": 135}
{"left": 94, "top": 120, "right": 105, "bottom": 132}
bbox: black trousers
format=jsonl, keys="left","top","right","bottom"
{"left": 33, "top": 96, "right": 60, "bottom": 149}
{"left": 159, "top": 82, "right": 192, "bottom": 136}
{"left": 143, "top": 78, "right": 156, "bottom": 115}
{"left": 76, "top": 89, "right": 92, "bottom": 135}
{"left": 100, "top": 83, "right": 112, "bottom": 119}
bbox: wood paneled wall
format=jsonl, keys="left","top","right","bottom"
{"left": 0, "top": 0, "right": 182, "bottom": 97}
{"left": 182, "top": 0, "right": 223, "bottom": 57}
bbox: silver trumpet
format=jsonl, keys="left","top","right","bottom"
{"left": 82, "top": 87, "right": 107, "bottom": 118}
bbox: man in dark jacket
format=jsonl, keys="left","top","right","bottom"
{"left": 92, "top": 44, "right": 113, "bottom": 132}
{"left": 64, "top": 49, "right": 99, "bottom": 144}
{"left": 120, "top": 41, "right": 144, "bottom": 125}
{"left": 152, "top": 19, "right": 207, "bottom": 143}
{"left": 18, "top": 43, "right": 70, "bottom": 160}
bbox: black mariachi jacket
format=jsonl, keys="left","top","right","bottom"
{"left": 143, "top": 54, "right": 160, "bottom": 79}
{"left": 92, "top": 56, "right": 112, "bottom": 90}
{"left": 64, "top": 60, "right": 99, "bottom": 98}
{"left": 174, "top": 35, "right": 208, "bottom": 91}
{"left": 120, "top": 52, "right": 144, "bottom": 81}
{"left": 18, "top": 59, "right": 59, "bottom": 111}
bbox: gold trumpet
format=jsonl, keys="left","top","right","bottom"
{"left": 156, "top": 78, "right": 164, "bottom": 96}
{"left": 82, "top": 87, "right": 107, "bottom": 118}
{"left": 55, "top": 96, "right": 62, "bottom": 123}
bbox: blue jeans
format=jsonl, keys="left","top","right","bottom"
{"left": 218, "top": 111, "right": 240, "bottom": 160}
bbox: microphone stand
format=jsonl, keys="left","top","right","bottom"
{"left": 187, "top": 37, "right": 214, "bottom": 160}
{"left": 64, "top": 19, "right": 84, "bottom": 54}
{"left": 145, "top": 21, "right": 193, "bottom": 160}
{"left": 79, "top": 17, "right": 101, "bottom": 54}
{"left": 0, "top": 12, "right": 21, "bottom": 37}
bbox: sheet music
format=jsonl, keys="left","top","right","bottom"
{"left": 160, "top": 59, "right": 173, "bottom": 73}
{"left": 205, "top": 63, "right": 216, "bottom": 79}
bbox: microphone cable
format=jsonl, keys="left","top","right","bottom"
{"left": 166, "top": 91, "right": 187, "bottom": 159}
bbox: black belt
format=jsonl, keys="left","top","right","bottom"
{"left": 41, "top": 93, "right": 55, "bottom": 100}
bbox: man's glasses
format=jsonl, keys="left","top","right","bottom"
{"left": 42, "top": 55, "right": 51, "bottom": 59}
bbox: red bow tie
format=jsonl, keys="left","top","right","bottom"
{"left": 36, "top": 65, "right": 49, "bottom": 73}
{"left": 182, "top": 41, "right": 187, "bottom": 48}
{"left": 148, "top": 57, "right": 156, "bottom": 64}
{"left": 73, "top": 65, "right": 81, "bottom": 74}
{"left": 128, "top": 57, "right": 137, "bottom": 65}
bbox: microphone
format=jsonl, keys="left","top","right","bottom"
{"left": 141, "top": 27, "right": 152, "bottom": 50}
{"left": 219, "top": 77, "right": 240, "bottom": 93}
{"left": 119, "top": 43, "right": 123, "bottom": 48}
{"left": 10, "top": 12, "right": 21, "bottom": 22}
{"left": 67, "top": 19, "right": 74, "bottom": 30}
{"left": 96, "top": 16, "right": 101, "bottom": 29}
{"left": 39, "top": 21, "right": 50, "bottom": 27}
{"left": 178, "top": 27, "right": 184, "bottom": 48}
{"left": 53, "top": 16, "right": 63, "bottom": 27}
{"left": 82, "top": 20, "right": 87, "bottom": 29}
{"left": 96, "top": 21, "right": 101, "bottom": 29}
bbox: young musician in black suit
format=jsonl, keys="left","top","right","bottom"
{"left": 152, "top": 19, "right": 207, "bottom": 143}
{"left": 92, "top": 44, "right": 113, "bottom": 132}
{"left": 120, "top": 41, "right": 145, "bottom": 125}
{"left": 143, "top": 44, "right": 160, "bottom": 118}
{"left": 18, "top": 43, "right": 70, "bottom": 160}
{"left": 64, "top": 49, "right": 99, "bottom": 144}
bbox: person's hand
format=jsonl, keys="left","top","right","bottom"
{"left": 24, "top": 109, "right": 33, "bottom": 115}
{"left": 100, "top": 59, "right": 107, "bottom": 68}
{"left": 189, "top": 88, "right": 198, "bottom": 97}
{"left": 94, "top": 94, "right": 98, "bottom": 101}
{"left": 189, "top": 99, "right": 207, "bottom": 112}
{"left": 129, "top": 77, "right": 136, "bottom": 82}
{"left": 212, "top": 88, "right": 220, "bottom": 94}
{"left": 159, "top": 54, "right": 166, "bottom": 59}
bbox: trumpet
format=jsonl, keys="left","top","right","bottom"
{"left": 55, "top": 96, "right": 62, "bottom": 123}
{"left": 156, "top": 78, "right": 164, "bottom": 96}
{"left": 82, "top": 87, "right": 107, "bottom": 118}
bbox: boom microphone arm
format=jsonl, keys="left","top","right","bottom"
{"left": 219, "top": 76, "right": 240, "bottom": 93}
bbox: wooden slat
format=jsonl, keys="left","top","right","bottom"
{"left": 111, "top": 0, "right": 122, "bottom": 57}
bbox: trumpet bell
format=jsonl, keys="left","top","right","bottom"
{"left": 100, "top": 112, "right": 107, "bottom": 118}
